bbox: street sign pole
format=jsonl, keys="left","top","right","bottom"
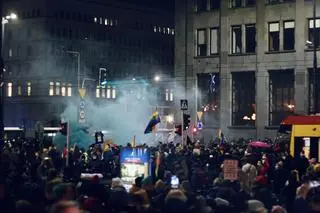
{"left": 180, "top": 99, "right": 188, "bottom": 146}
{"left": 181, "top": 111, "right": 184, "bottom": 146}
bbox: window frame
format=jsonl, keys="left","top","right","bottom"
{"left": 308, "top": 18, "right": 320, "bottom": 48}
{"left": 283, "top": 20, "right": 295, "bottom": 51}
{"left": 231, "top": 25, "right": 242, "bottom": 54}
{"left": 231, "top": 72, "right": 256, "bottom": 126}
{"left": 268, "top": 69, "right": 295, "bottom": 126}
{"left": 268, "top": 22, "right": 280, "bottom": 52}
{"left": 245, "top": 24, "right": 256, "bottom": 53}
{"left": 196, "top": 0, "right": 208, "bottom": 12}
{"left": 196, "top": 28, "right": 207, "bottom": 56}
{"left": 210, "top": 27, "right": 219, "bottom": 55}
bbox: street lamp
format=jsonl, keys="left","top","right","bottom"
{"left": 2, "top": 13, "right": 17, "bottom": 52}
{"left": 65, "top": 50, "right": 80, "bottom": 90}
{"left": 154, "top": 75, "right": 160, "bottom": 82}
{"left": 1, "top": 12, "right": 18, "bottom": 146}
{"left": 98, "top": 67, "right": 107, "bottom": 86}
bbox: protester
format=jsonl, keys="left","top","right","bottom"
{"left": 0, "top": 137, "right": 319, "bottom": 213}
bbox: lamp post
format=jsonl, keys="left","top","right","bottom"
{"left": 65, "top": 50, "right": 80, "bottom": 90}
{"left": 0, "top": 12, "right": 17, "bottom": 147}
{"left": 313, "top": 0, "right": 318, "bottom": 114}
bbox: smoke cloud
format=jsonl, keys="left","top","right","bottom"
{"left": 54, "top": 77, "right": 193, "bottom": 148}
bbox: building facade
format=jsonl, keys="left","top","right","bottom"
{"left": 175, "top": 0, "right": 320, "bottom": 141}
{"left": 2, "top": 0, "right": 174, "bottom": 133}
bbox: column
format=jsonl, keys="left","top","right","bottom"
{"left": 255, "top": 0, "right": 268, "bottom": 138}
{"left": 295, "top": 0, "right": 307, "bottom": 115}
{"left": 219, "top": 0, "right": 231, "bottom": 134}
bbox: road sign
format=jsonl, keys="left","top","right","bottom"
{"left": 79, "top": 110, "right": 86, "bottom": 124}
{"left": 78, "top": 88, "right": 86, "bottom": 99}
{"left": 197, "top": 111, "right": 203, "bottom": 121}
{"left": 180, "top": 99, "right": 188, "bottom": 110}
{"left": 79, "top": 110, "right": 85, "bottom": 119}
{"left": 79, "top": 101, "right": 85, "bottom": 109}
{"left": 197, "top": 121, "right": 203, "bottom": 130}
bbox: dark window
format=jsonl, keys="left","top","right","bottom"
{"left": 232, "top": 72, "right": 256, "bottom": 126}
{"left": 308, "top": 19, "right": 320, "bottom": 48}
{"left": 27, "top": 28, "right": 32, "bottom": 38}
{"left": 269, "top": 70, "right": 295, "bottom": 126}
{"left": 308, "top": 69, "right": 320, "bottom": 114}
{"left": 246, "top": 0, "right": 256, "bottom": 6}
{"left": 60, "top": 11, "right": 65, "bottom": 19}
{"left": 197, "top": 29, "right": 207, "bottom": 56}
{"left": 283, "top": 21, "right": 295, "bottom": 50}
{"left": 230, "top": 0, "right": 242, "bottom": 8}
{"left": 268, "top": 22, "right": 280, "bottom": 51}
{"left": 62, "top": 28, "right": 67, "bottom": 37}
{"left": 36, "top": 9, "right": 40, "bottom": 17}
{"left": 197, "top": 73, "right": 220, "bottom": 127}
{"left": 231, "top": 25, "right": 242, "bottom": 54}
{"left": 210, "top": 0, "right": 220, "bottom": 9}
{"left": 66, "top": 12, "right": 70, "bottom": 20}
{"left": 27, "top": 46, "right": 33, "bottom": 56}
{"left": 245, "top": 24, "right": 256, "bottom": 53}
{"left": 196, "top": 0, "right": 207, "bottom": 12}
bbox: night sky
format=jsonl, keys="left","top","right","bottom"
{"left": 117, "top": 0, "right": 174, "bottom": 11}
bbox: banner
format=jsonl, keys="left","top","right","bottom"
{"left": 223, "top": 159, "right": 238, "bottom": 181}
{"left": 120, "top": 147, "right": 150, "bottom": 191}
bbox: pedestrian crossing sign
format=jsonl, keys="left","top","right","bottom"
{"left": 180, "top": 99, "right": 188, "bottom": 110}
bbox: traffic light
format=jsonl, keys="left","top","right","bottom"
{"left": 183, "top": 113, "right": 191, "bottom": 130}
{"left": 60, "top": 122, "right": 68, "bottom": 136}
{"left": 175, "top": 124, "right": 182, "bottom": 136}
{"left": 192, "top": 127, "right": 198, "bottom": 133}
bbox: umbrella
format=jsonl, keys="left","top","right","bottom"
{"left": 249, "top": 141, "right": 271, "bottom": 148}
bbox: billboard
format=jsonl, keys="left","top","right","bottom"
{"left": 120, "top": 147, "right": 150, "bottom": 191}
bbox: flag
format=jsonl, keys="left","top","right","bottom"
{"left": 144, "top": 111, "right": 160, "bottom": 134}
{"left": 218, "top": 128, "right": 225, "bottom": 144}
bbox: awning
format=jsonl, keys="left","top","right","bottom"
{"left": 280, "top": 116, "right": 320, "bottom": 125}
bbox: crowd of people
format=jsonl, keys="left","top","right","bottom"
{"left": 0, "top": 137, "right": 320, "bottom": 213}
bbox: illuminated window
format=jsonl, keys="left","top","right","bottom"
{"left": 165, "top": 89, "right": 169, "bottom": 101}
{"left": 107, "top": 86, "right": 111, "bottom": 99}
{"left": 55, "top": 82, "right": 60, "bottom": 95}
{"left": 167, "top": 28, "right": 170, "bottom": 34}
{"left": 61, "top": 84, "right": 66, "bottom": 96}
{"left": 7, "top": 82, "right": 12, "bottom": 97}
{"left": 101, "top": 87, "right": 106, "bottom": 98}
{"left": 170, "top": 89, "right": 174, "bottom": 101}
{"left": 94, "top": 17, "right": 97, "bottom": 23}
{"left": 17, "top": 85, "right": 21, "bottom": 96}
{"left": 153, "top": 26, "right": 157, "bottom": 32}
{"left": 67, "top": 84, "right": 72, "bottom": 96}
{"left": 110, "top": 19, "right": 113, "bottom": 26}
{"left": 99, "top": 17, "right": 103, "bottom": 24}
{"left": 104, "top": 18, "right": 108, "bottom": 25}
{"left": 172, "top": 29, "right": 175, "bottom": 35}
{"left": 9, "top": 48, "right": 12, "bottom": 57}
{"left": 49, "top": 82, "right": 54, "bottom": 96}
{"left": 96, "top": 86, "right": 100, "bottom": 98}
{"left": 27, "top": 82, "right": 31, "bottom": 96}
{"left": 112, "top": 86, "right": 116, "bottom": 99}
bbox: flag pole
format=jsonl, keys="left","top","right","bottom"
{"left": 66, "top": 121, "right": 70, "bottom": 167}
